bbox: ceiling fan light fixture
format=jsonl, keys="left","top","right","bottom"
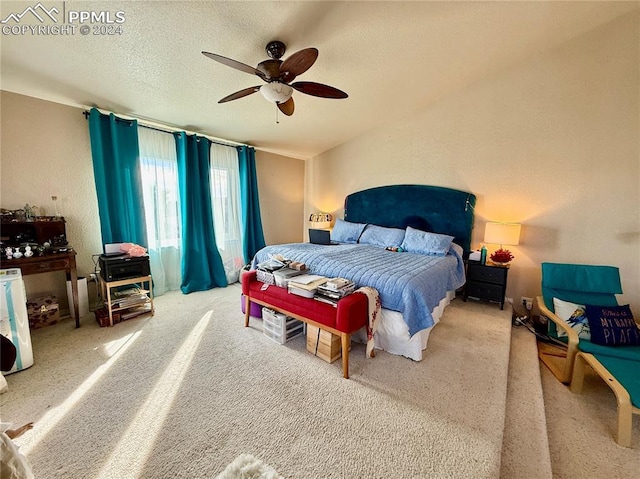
{"left": 260, "top": 82, "right": 293, "bottom": 104}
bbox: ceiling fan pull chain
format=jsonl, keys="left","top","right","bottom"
{"left": 275, "top": 105, "right": 279, "bottom": 124}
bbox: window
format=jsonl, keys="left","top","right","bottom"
{"left": 138, "top": 127, "right": 182, "bottom": 295}
{"left": 210, "top": 143, "right": 244, "bottom": 283}
{"left": 137, "top": 128, "right": 245, "bottom": 291}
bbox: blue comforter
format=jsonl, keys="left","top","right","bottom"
{"left": 252, "top": 243, "right": 466, "bottom": 336}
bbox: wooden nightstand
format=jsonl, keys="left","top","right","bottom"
{"left": 463, "top": 261, "right": 509, "bottom": 309}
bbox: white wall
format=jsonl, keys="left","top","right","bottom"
{"left": 256, "top": 150, "right": 305, "bottom": 247}
{"left": 1, "top": 92, "right": 102, "bottom": 311}
{"left": 305, "top": 11, "right": 640, "bottom": 312}
{"left": 1, "top": 92, "right": 304, "bottom": 312}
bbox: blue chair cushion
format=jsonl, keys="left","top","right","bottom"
{"left": 541, "top": 263, "right": 622, "bottom": 312}
{"left": 579, "top": 340, "right": 640, "bottom": 361}
{"left": 584, "top": 304, "right": 640, "bottom": 346}
{"left": 588, "top": 354, "right": 640, "bottom": 408}
{"left": 579, "top": 341, "right": 640, "bottom": 408}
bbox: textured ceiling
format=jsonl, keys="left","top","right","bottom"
{"left": 1, "top": 1, "right": 637, "bottom": 159}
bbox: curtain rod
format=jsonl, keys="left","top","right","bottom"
{"left": 82, "top": 110, "right": 247, "bottom": 149}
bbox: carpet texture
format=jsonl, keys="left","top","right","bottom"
{"left": 1, "top": 284, "right": 512, "bottom": 478}
{"left": 500, "top": 326, "right": 552, "bottom": 478}
{"left": 541, "top": 360, "right": 640, "bottom": 477}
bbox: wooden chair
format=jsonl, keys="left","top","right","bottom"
{"left": 537, "top": 262, "right": 640, "bottom": 447}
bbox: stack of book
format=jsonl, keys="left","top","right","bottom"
{"left": 314, "top": 278, "right": 356, "bottom": 307}
{"left": 287, "top": 274, "right": 328, "bottom": 298}
{"left": 272, "top": 267, "right": 304, "bottom": 288}
{"left": 111, "top": 287, "right": 149, "bottom": 309}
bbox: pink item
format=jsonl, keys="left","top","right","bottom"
{"left": 120, "top": 243, "right": 147, "bottom": 257}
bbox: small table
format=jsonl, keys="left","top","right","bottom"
{"left": 463, "top": 261, "right": 509, "bottom": 309}
{"left": 99, "top": 275, "right": 154, "bottom": 327}
{"left": 2, "top": 251, "right": 81, "bottom": 327}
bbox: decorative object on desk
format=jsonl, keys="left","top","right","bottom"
{"left": 12, "top": 248, "right": 23, "bottom": 259}
{"left": 490, "top": 249, "right": 514, "bottom": 266}
{"left": 309, "top": 212, "right": 333, "bottom": 230}
{"left": 23, "top": 246, "right": 33, "bottom": 258}
{"left": 5, "top": 247, "right": 13, "bottom": 259}
{"left": 23, "top": 204, "right": 37, "bottom": 221}
{"left": 51, "top": 195, "right": 61, "bottom": 218}
{"left": 484, "top": 222, "right": 521, "bottom": 266}
{"left": 12, "top": 209, "right": 26, "bottom": 222}
{"left": 0, "top": 208, "right": 13, "bottom": 221}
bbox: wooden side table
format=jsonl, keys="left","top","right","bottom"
{"left": 463, "top": 261, "right": 509, "bottom": 309}
{"left": 99, "top": 275, "right": 154, "bottom": 326}
{"left": 2, "top": 251, "right": 81, "bottom": 327}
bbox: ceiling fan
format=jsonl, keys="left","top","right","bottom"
{"left": 202, "top": 41, "right": 348, "bottom": 117}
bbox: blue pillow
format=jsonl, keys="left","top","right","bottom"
{"left": 400, "top": 226, "right": 454, "bottom": 256}
{"left": 585, "top": 304, "right": 640, "bottom": 346}
{"left": 359, "top": 224, "right": 405, "bottom": 248}
{"left": 330, "top": 219, "right": 367, "bottom": 244}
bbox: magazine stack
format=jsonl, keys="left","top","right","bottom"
{"left": 314, "top": 277, "right": 355, "bottom": 307}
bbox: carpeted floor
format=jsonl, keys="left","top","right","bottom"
{"left": 503, "top": 326, "right": 640, "bottom": 479}
{"left": 540, "top": 356, "right": 640, "bottom": 478}
{"left": 2, "top": 284, "right": 513, "bottom": 478}
{"left": 500, "top": 326, "right": 552, "bottom": 479}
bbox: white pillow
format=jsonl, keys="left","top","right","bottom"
{"left": 553, "top": 297, "right": 591, "bottom": 340}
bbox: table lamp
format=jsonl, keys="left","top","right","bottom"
{"left": 484, "top": 222, "right": 521, "bottom": 265}
{"left": 309, "top": 212, "right": 333, "bottom": 230}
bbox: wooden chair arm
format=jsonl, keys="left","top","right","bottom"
{"left": 536, "top": 296, "right": 579, "bottom": 346}
{"left": 537, "top": 295, "right": 581, "bottom": 383}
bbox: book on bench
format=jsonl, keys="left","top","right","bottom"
{"left": 288, "top": 274, "right": 328, "bottom": 298}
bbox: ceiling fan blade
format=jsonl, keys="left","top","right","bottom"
{"left": 218, "top": 86, "right": 261, "bottom": 104}
{"left": 277, "top": 97, "right": 295, "bottom": 116}
{"left": 291, "top": 81, "right": 348, "bottom": 99}
{"left": 279, "top": 48, "right": 318, "bottom": 83}
{"left": 202, "top": 51, "right": 267, "bottom": 81}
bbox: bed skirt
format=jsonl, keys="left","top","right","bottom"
{"left": 352, "top": 290, "right": 456, "bottom": 361}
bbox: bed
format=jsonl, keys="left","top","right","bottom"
{"left": 252, "top": 184, "right": 476, "bottom": 360}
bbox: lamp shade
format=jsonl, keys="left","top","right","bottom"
{"left": 309, "top": 212, "right": 333, "bottom": 230}
{"left": 484, "top": 222, "right": 521, "bottom": 246}
{"left": 260, "top": 82, "right": 293, "bottom": 104}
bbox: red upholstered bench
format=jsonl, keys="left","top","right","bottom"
{"left": 241, "top": 270, "right": 369, "bottom": 378}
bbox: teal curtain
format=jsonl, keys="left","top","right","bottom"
{"left": 237, "top": 146, "right": 266, "bottom": 262}
{"left": 175, "top": 132, "right": 228, "bottom": 293}
{"left": 88, "top": 108, "right": 147, "bottom": 246}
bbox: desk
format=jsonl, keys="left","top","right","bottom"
{"left": 1, "top": 251, "right": 80, "bottom": 328}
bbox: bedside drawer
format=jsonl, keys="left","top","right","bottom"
{"left": 465, "top": 282, "right": 504, "bottom": 303}
{"left": 467, "top": 264, "right": 508, "bottom": 284}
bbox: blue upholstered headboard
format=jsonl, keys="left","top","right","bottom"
{"left": 344, "top": 185, "right": 476, "bottom": 256}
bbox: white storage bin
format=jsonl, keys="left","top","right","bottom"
{"left": 262, "top": 308, "right": 304, "bottom": 344}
